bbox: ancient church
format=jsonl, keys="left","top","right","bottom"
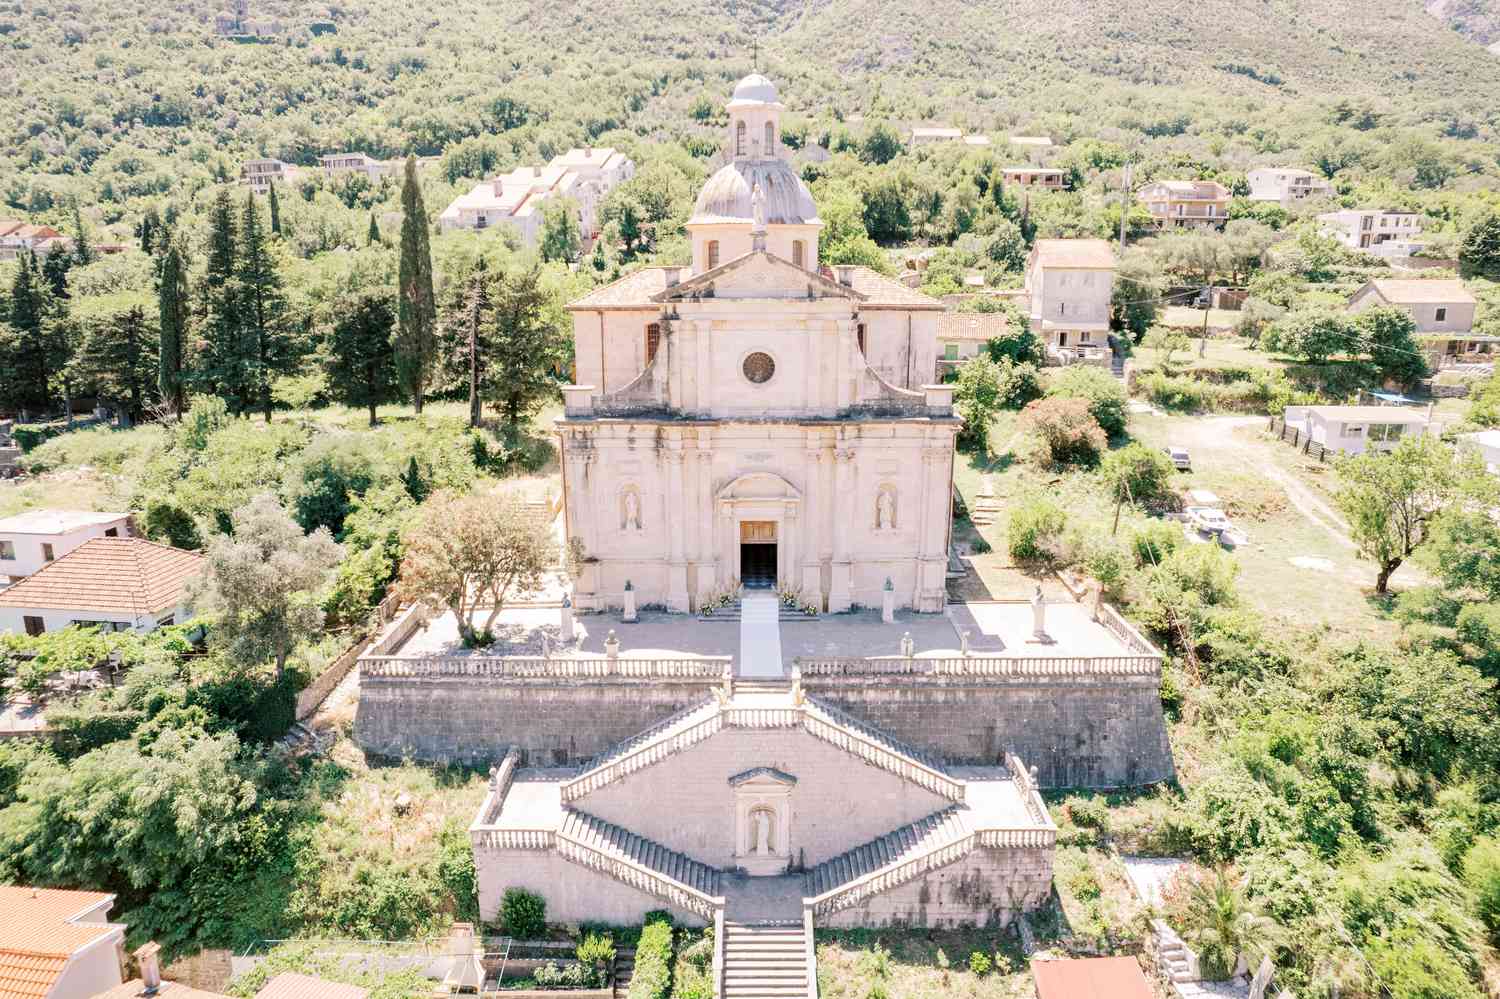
{"left": 560, "top": 73, "right": 958, "bottom": 615}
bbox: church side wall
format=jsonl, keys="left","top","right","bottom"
{"left": 804, "top": 678, "right": 1174, "bottom": 788}
{"left": 473, "top": 849, "right": 707, "bottom": 928}
{"left": 574, "top": 729, "right": 951, "bottom": 870}
{"left": 861, "top": 310, "right": 940, "bottom": 392}
{"left": 818, "top": 846, "right": 1053, "bottom": 929}
{"left": 354, "top": 676, "right": 716, "bottom": 765}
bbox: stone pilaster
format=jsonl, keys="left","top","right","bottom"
{"left": 665, "top": 449, "right": 690, "bottom": 612}
{"left": 829, "top": 444, "right": 856, "bottom": 612}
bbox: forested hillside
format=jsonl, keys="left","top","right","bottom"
{"left": 1427, "top": 0, "right": 1500, "bottom": 53}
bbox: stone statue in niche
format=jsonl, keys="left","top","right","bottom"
{"left": 750, "top": 181, "right": 767, "bottom": 231}
{"left": 751, "top": 807, "right": 774, "bottom": 855}
{"left": 622, "top": 490, "right": 642, "bottom": 531}
{"left": 876, "top": 487, "right": 896, "bottom": 530}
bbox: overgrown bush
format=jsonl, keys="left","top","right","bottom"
{"left": 1100, "top": 442, "right": 1178, "bottom": 509}
{"left": 500, "top": 887, "right": 547, "bottom": 939}
{"left": 627, "top": 916, "right": 674, "bottom": 999}
{"left": 1463, "top": 836, "right": 1500, "bottom": 941}
{"left": 1046, "top": 365, "right": 1127, "bottom": 437}
{"left": 1021, "top": 397, "right": 1107, "bottom": 466}
{"left": 533, "top": 961, "right": 605, "bottom": 989}
{"left": 1006, "top": 496, "right": 1067, "bottom": 565}
{"left": 1130, "top": 521, "right": 1181, "bottom": 567}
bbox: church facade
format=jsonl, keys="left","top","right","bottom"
{"left": 560, "top": 74, "right": 958, "bottom": 615}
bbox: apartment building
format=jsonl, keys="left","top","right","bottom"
{"left": 438, "top": 147, "right": 635, "bottom": 244}
{"left": 1138, "top": 180, "right": 1230, "bottom": 229}
{"left": 1246, "top": 167, "right": 1334, "bottom": 206}
{"left": 318, "top": 152, "right": 392, "bottom": 182}
{"left": 240, "top": 158, "right": 297, "bottom": 194}
{"left": 1318, "top": 208, "right": 1425, "bottom": 258}
{"left": 1024, "top": 238, "right": 1117, "bottom": 367}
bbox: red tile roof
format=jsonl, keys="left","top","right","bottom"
{"left": 94, "top": 981, "right": 234, "bottom": 999}
{"left": 253, "top": 973, "right": 369, "bottom": 999}
{"left": 0, "top": 886, "right": 120, "bottom": 999}
{"left": 1031, "top": 956, "right": 1154, "bottom": 999}
{"left": 1031, "top": 238, "right": 1116, "bottom": 270}
{"left": 0, "top": 538, "right": 203, "bottom": 616}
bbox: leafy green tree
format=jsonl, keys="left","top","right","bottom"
{"left": 70, "top": 303, "right": 159, "bottom": 425}
{"left": 488, "top": 266, "right": 566, "bottom": 429}
{"left": 158, "top": 241, "right": 189, "bottom": 418}
{"left": 538, "top": 199, "right": 581, "bottom": 263}
{"left": 41, "top": 249, "right": 72, "bottom": 300}
{"left": 1022, "top": 396, "right": 1107, "bottom": 466}
{"left": 1100, "top": 441, "right": 1177, "bottom": 509}
{"left": 1417, "top": 493, "right": 1500, "bottom": 602}
{"left": 860, "top": 174, "right": 913, "bottom": 244}
{"left": 1046, "top": 365, "right": 1127, "bottom": 437}
{"left": 860, "top": 121, "right": 903, "bottom": 165}
{"left": 815, "top": 182, "right": 887, "bottom": 271}
{"left": 137, "top": 204, "right": 161, "bottom": 254}
{"left": 1461, "top": 209, "right": 1500, "bottom": 279}
{"left": 325, "top": 291, "right": 398, "bottom": 427}
{"left": 1263, "top": 308, "right": 1353, "bottom": 364}
{"left": 1469, "top": 373, "right": 1500, "bottom": 427}
{"left": 366, "top": 213, "right": 380, "bottom": 246}
{"left": 954, "top": 354, "right": 1003, "bottom": 452}
{"left": 1178, "top": 870, "right": 1279, "bottom": 981}
{"left": 188, "top": 493, "right": 343, "bottom": 679}
{"left": 983, "top": 218, "right": 1027, "bottom": 274}
{"left": 236, "top": 195, "right": 295, "bottom": 422}
{"left": 1112, "top": 250, "right": 1164, "bottom": 341}
{"left": 397, "top": 155, "right": 438, "bottom": 415}
{"left": 1334, "top": 435, "right": 1475, "bottom": 593}
{"left": 1354, "top": 305, "right": 1427, "bottom": 384}
{"left": 441, "top": 264, "right": 493, "bottom": 429}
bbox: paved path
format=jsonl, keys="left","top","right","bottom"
{"left": 738, "top": 593, "right": 784, "bottom": 678}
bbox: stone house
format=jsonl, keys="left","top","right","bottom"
{"left": 1246, "top": 167, "right": 1333, "bottom": 206}
{"left": 0, "top": 221, "right": 67, "bottom": 261}
{"left": 0, "top": 509, "right": 135, "bottom": 586}
{"left": 910, "top": 127, "right": 963, "bottom": 145}
{"left": 318, "top": 152, "right": 391, "bottom": 182}
{"left": 1001, "top": 167, "right": 1065, "bottom": 190}
{"left": 1281, "top": 404, "right": 1435, "bottom": 457}
{"left": 0, "top": 886, "right": 127, "bottom": 999}
{"left": 1318, "top": 208, "right": 1424, "bottom": 258}
{"left": 0, "top": 537, "right": 203, "bottom": 636}
{"left": 1138, "top": 180, "right": 1230, "bottom": 230}
{"left": 560, "top": 74, "right": 954, "bottom": 615}
{"left": 1460, "top": 430, "right": 1500, "bottom": 475}
{"left": 438, "top": 147, "right": 634, "bottom": 244}
{"left": 936, "top": 312, "right": 1007, "bottom": 378}
{"left": 1347, "top": 278, "right": 1487, "bottom": 370}
{"left": 1023, "top": 239, "right": 1116, "bottom": 366}
{"left": 240, "top": 159, "right": 296, "bottom": 195}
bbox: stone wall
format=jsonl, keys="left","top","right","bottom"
{"left": 802, "top": 676, "right": 1174, "bottom": 788}
{"left": 356, "top": 671, "right": 1172, "bottom": 788}
{"left": 819, "top": 846, "right": 1053, "bottom": 929}
{"left": 355, "top": 675, "right": 719, "bottom": 765}
{"left": 473, "top": 849, "right": 706, "bottom": 927}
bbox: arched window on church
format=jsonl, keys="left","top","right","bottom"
{"left": 764, "top": 122, "right": 775, "bottom": 157}
{"left": 707, "top": 240, "right": 720, "bottom": 269}
{"left": 645, "top": 323, "right": 661, "bottom": 364}
{"left": 792, "top": 240, "right": 805, "bottom": 268}
{"left": 856, "top": 322, "right": 867, "bottom": 357}
{"left": 736, "top": 121, "right": 746, "bottom": 158}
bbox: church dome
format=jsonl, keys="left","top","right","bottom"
{"left": 689, "top": 159, "right": 820, "bottom": 226}
{"left": 728, "top": 73, "right": 779, "bottom": 107}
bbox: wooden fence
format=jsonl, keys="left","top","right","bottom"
{"left": 1267, "top": 417, "right": 1332, "bottom": 463}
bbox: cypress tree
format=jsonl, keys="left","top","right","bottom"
{"left": 41, "top": 249, "right": 72, "bottom": 300}
{"left": 198, "top": 188, "right": 242, "bottom": 410}
{"left": 367, "top": 213, "right": 380, "bottom": 246}
{"left": 396, "top": 154, "right": 437, "bottom": 415}
{"left": 158, "top": 241, "right": 189, "bottom": 418}
{"left": 439, "top": 261, "right": 491, "bottom": 429}
{"left": 73, "top": 304, "right": 159, "bottom": 427}
{"left": 70, "top": 200, "right": 93, "bottom": 267}
{"left": 325, "top": 290, "right": 398, "bottom": 427}
{"left": 267, "top": 180, "right": 281, "bottom": 236}
{"left": 237, "top": 194, "right": 294, "bottom": 422}
{"left": 490, "top": 265, "right": 568, "bottom": 429}
{"left": 138, "top": 205, "right": 161, "bottom": 254}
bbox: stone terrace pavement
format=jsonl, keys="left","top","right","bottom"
{"left": 393, "top": 600, "right": 1136, "bottom": 669}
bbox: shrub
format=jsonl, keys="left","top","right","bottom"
{"left": 967, "top": 951, "right": 991, "bottom": 976}
{"left": 1006, "top": 496, "right": 1067, "bottom": 565}
{"left": 1464, "top": 835, "right": 1500, "bottom": 940}
{"left": 954, "top": 354, "right": 1004, "bottom": 452}
{"left": 11, "top": 423, "right": 63, "bottom": 452}
{"left": 1065, "top": 795, "right": 1110, "bottom": 834}
{"left": 576, "top": 932, "right": 616, "bottom": 973}
{"left": 995, "top": 358, "right": 1043, "bottom": 410}
{"left": 533, "top": 961, "right": 604, "bottom": 989}
{"left": 142, "top": 501, "right": 203, "bottom": 550}
{"left": 1131, "top": 521, "right": 1181, "bottom": 567}
{"left": 627, "top": 918, "right": 674, "bottom": 999}
{"left": 1021, "top": 397, "right": 1107, "bottom": 466}
{"left": 1046, "top": 365, "right": 1127, "bottom": 437}
{"left": 500, "top": 888, "right": 546, "bottom": 939}
{"left": 1100, "top": 442, "right": 1177, "bottom": 509}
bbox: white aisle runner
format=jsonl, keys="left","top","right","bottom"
{"left": 738, "top": 593, "right": 785, "bottom": 678}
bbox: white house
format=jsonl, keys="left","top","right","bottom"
{"left": 0, "top": 537, "right": 203, "bottom": 636}
{"left": 438, "top": 147, "right": 635, "bottom": 244}
{"left": 319, "top": 152, "right": 391, "bottom": 182}
{"left": 1024, "top": 239, "right": 1116, "bottom": 366}
{"left": 1246, "top": 167, "right": 1334, "bottom": 206}
{"left": 936, "top": 312, "right": 1009, "bottom": 378}
{"left": 1318, "top": 209, "right": 1424, "bottom": 258}
{"left": 0, "top": 886, "right": 127, "bottom": 999}
{"left": 241, "top": 158, "right": 297, "bottom": 194}
{"left": 1138, "top": 180, "right": 1231, "bottom": 230}
{"left": 1347, "top": 278, "right": 1486, "bottom": 370}
{"left": 0, "top": 220, "right": 68, "bottom": 261}
{"left": 1281, "top": 404, "right": 1434, "bottom": 456}
{"left": 911, "top": 126, "right": 962, "bottom": 145}
{"left": 0, "top": 510, "right": 134, "bottom": 586}
{"left": 1460, "top": 430, "right": 1500, "bottom": 475}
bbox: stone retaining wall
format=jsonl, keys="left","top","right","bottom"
{"left": 355, "top": 669, "right": 1171, "bottom": 788}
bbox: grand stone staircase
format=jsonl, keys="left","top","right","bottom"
{"left": 720, "top": 922, "right": 810, "bottom": 999}
{"left": 557, "top": 811, "right": 724, "bottom": 899}
{"left": 802, "top": 804, "right": 971, "bottom": 898}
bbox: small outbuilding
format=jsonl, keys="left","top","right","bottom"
{"left": 1031, "top": 956, "right": 1154, "bottom": 999}
{"left": 1280, "top": 404, "right": 1434, "bottom": 457}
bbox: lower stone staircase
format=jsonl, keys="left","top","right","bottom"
{"left": 700, "top": 601, "right": 819, "bottom": 623}
{"left": 1153, "top": 919, "right": 1198, "bottom": 984}
{"left": 610, "top": 948, "right": 635, "bottom": 999}
{"left": 720, "top": 922, "right": 810, "bottom": 999}
{"left": 802, "top": 804, "right": 971, "bottom": 897}
{"left": 557, "top": 810, "right": 724, "bottom": 898}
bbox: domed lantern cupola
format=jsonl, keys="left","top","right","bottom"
{"left": 726, "top": 73, "right": 783, "bottom": 163}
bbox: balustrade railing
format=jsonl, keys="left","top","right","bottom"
{"left": 796, "top": 654, "right": 1160, "bottom": 678}
{"left": 555, "top": 834, "right": 722, "bottom": 921}
{"left": 359, "top": 654, "right": 729, "bottom": 680}
{"left": 472, "top": 828, "right": 556, "bottom": 851}
{"left": 561, "top": 709, "right": 724, "bottom": 802}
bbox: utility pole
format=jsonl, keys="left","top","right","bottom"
{"left": 1199, "top": 283, "right": 1211, "bottom": 358}
{"left": 1118, "top": 162, "right": 1132, "bottom": 252}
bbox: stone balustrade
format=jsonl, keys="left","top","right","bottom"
{"left": 1095, "top": 604, "right": 1159, "bottom": 657}
{"left": 561, "top": 711, "right": 725, "bottom": 802}
{"left": 472, "top": 828, "right": 557, "bottom": 851}
{"left": 796, "top": 654, "right": 1160, "bottom": 678}
{"left": 801, "top": 701, "right": 965, "bottom": 802}
{"left": 554, "top": 835, "right": 722, "bottom": 922}
{"left": 359, "top": 654, "right": 730, "bottom": 680}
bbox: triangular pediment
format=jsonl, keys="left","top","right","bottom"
{"left": 652, "top": 251, "right": 866, "bottom": 304}
{"left": 728, "top": 766, "right": 798, "bottom": 788}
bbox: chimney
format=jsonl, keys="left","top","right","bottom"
{"left": 835, "top": 265, "right": 855, "bottom": 287}
{"left": 491, "top": 177, "right": 503, "bottom": 197}
{"left": 585, "top": 146, "right": 593, "bottom": 159}
{"left": 135, "top": 943, "right": 162, "bottom": 995}
{"left": 533, "top": 165, "right": 542, "bottom": 178}
{"left": 663, "top": 266, "right": 681, "bottom": 287}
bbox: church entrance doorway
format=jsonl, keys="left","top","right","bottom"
{"left": 739, "top": 521, "right": 778, "bottom": 589}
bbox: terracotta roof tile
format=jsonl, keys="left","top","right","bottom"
{"left": 94, "top": 981, "right": 235, "bottom": 999}
{"left": 846, "top": 268, "right": 945, "bottom": 309}
{"left": 938, "top": 313, "right": 1009, "bottom": 340}
{"left": 566, "top": 267, "right": 671, "bottom": 309}
{"left": 1031, "top": 238, "right": 1116, "bottom": 270}
{"left": 0, "top": 886, "right": 121, "bottom": 999}
{"left": 254, "top": 973, "right": 369, "bottom": 999}
{"left": 0, "top": 538, "right": 203, "bottom": 616}
{"left": 1365, "top": 279, "right": 1475, "bottom": 305}
{"left": 1032, "top": 956, "right": 1154, "bottom": 999}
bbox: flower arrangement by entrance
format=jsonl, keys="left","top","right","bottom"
{"left": 701, "top": 578, "right": 743, "bottom": 613}
{"left": 778, "top": 583, "right": 820, "bottom": 616}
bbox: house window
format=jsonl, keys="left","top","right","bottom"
{"left": 0, "top": 541, "right": 13, "bottom": 561}
{"left": 1436, "top": 307, "right": 1447, "bottom": 322}
{"left": 1345, "top": 425, "right": 1365, "bottom": 436}
{"left": 792, "top": 240, "right": 805, "bottom": 268}
{"left": 645, "top": 322, "right": 661, "bottom": 364}
{"left": 764, "top": 122, "right": 775, "bottom": 156}
{"left": 707, "top": 240, "right": 720, "bottom": 269}
{"left": 944, "top": 343, "right": 960, "bottom": 360}
{"left": 42, "top": 543, "right": 55, "bottom": 562}
{"left": 1079, "top": 331, "right": 1092, "bottom": 344}
{"left": 105, "top": 527, "right": 118, "bottom": 537}
{"left": 23, "top": 616, "right": 44, "bottom": 637}
{"left": 1058, "top": 332, "right": 1069, "bottom": 347}
{"left": 1369, "top": 423, "right": 1406, "bottom": 443}
{"left": 1058, "top": 302, "right": 1067, "bottom": 317}
{"left": 736, "top": 121, "right": 746, "bottom": 157}
{"left": 157, "top": 615, "right": 175, "bottom": 627}
{"left": 856, "top": 323, "right": 867, "bottom": 356}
